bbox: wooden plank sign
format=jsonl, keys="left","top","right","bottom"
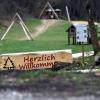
{"left": 0, "top": 50, "right": 73, "bottom": 70}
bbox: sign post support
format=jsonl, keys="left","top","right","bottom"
{"left": 76, "top": 25, "right": 88, "bottom": 64}
{"left": 81, "top": 42, "right": 85, "bottom": 63}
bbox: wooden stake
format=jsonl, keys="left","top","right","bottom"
{"left": 82, "top": 42, "right": 85, "bottom": 63}
{"left": 1, "top": 21, "right": 15, "bottom": 40}
{"left": 66, "top": 6, "right": 71, "bottom": 22}
{"left": 20, "top": 21, "right": 31, "bottom": 40}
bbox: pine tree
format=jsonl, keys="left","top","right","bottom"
{"left": 3, "top": 57, "right": 16, "bottom": 70}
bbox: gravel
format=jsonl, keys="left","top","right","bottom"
{"left": 0, "top": 90, "right": 100, "bottom": 100}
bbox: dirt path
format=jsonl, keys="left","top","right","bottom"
{"left": 22, "top": 20, "right": 57, "bottom": 40}
{"left": 31, "top": 19, "right": 57, "bottom": 39}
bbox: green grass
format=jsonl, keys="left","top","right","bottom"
{"left": 0, "top": 40, "right": 93, "bottom": 54}
{"left": 36, "top": 20, "right": 70, "bottom": 41}
{"left": 0, "top": 19, "right": 93, "bottom": 54}
{"left": 17, "top": 68, "right": 100, "bottom": 79}
{"left": 16, "top": 69, "right": 84, "bottom": 78}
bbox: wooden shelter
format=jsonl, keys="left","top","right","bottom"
{"left": 66, "top": 21, "right": 99, "bottom": 45}
{"left": 39, "top": 2, "right": 61, "bottom": 19}
{"left": 55, "top": 9, "right": 62, "bottom": 18}
{"left": 66, "top": 25, "right": 76, "bottom": 45}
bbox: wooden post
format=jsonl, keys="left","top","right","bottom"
{"left": 81, "top": 42, "right": 85, "bottom": 63}
{"left": 39, "top": 2, "right": 48, "bottom": 18}
{"left": 68, "top": 36, "right": 70, "bottom": 45}
{"left": 66, "top": 6, "right": 71, "bottom": 22}
{"left": 1, "top": 21, "right": 15, "bottom": 40}
{"left": 20, "top": 21, "right": 31, "bottom": 40}
{"left": 16, "top": 13, "right": 33, "bottom": 40}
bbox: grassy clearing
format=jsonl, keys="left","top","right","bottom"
{"left": 36, "top": 20, "right": 70, "bottom": 41}
{"left": 0, "top": 18, "right": 41, "bottom": 40}
{"left": 0, "top": 40, "right": 92, "bottom": 54}
{"left": 0, "top": 19, "right": 93, "bottom": 54}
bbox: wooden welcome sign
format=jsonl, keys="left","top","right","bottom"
{"left": 0, "top": 50, "right": 73, "bottom": 70}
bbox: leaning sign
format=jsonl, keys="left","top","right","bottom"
{"left": 0, "top": 50, "right": 73, "bottom": 70}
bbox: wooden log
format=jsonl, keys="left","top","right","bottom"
{"left": 0, "top": 50, "right": 73, "bottom": 71}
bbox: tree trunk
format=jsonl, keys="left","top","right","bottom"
{"left": 88, "top": 18, "right": 100, "bottom": 55}
{"left": 87, "top": 0, "right": 100, "bottom": 55}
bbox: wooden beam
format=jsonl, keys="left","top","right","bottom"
{"left": 1, "top": 21, "right": 15, "bottom": 40}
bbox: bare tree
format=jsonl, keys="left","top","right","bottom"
{"left": 86, "top": 0, "right": 100, "bottom": 55}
